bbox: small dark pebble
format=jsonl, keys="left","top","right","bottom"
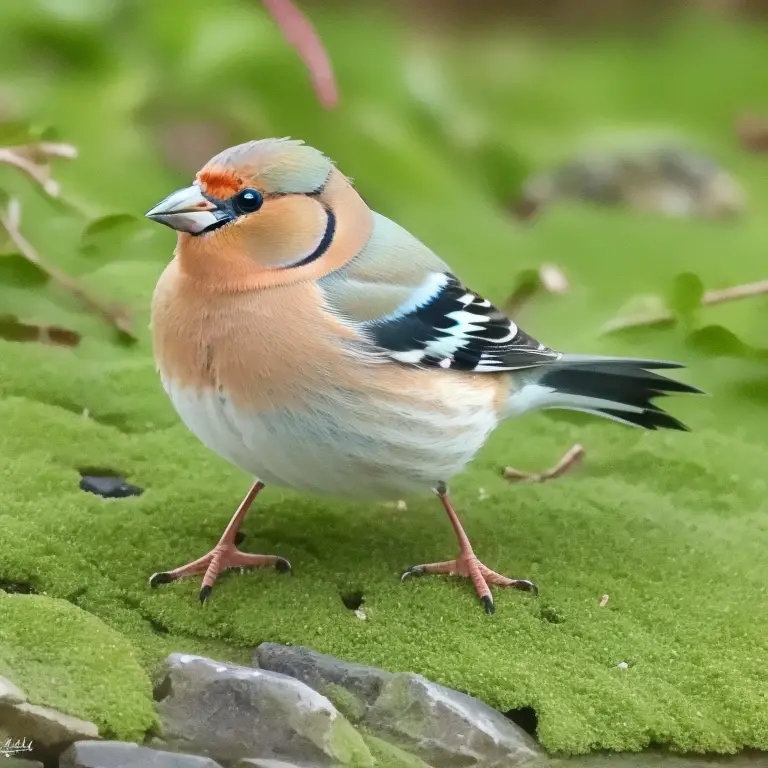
{"left": 80, "top": 475, "right": 144, "bottom": 499}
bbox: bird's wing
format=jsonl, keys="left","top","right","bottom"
{"left": 319, "top": 213, "right": 561, "bottom": 372}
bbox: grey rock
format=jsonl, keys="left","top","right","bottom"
{"left": 521, "top": 141, "right": 746, "bottom": 221}
{"left": 0, "top": 758, "right": 44, "bottom": 768}
{"left": 254, "top": 643, "right": 542, "bottom": 767}
{"left": 255, "top": 643, "right": 392, "bottom": 721}
{"left": 368, "top": 673, "right": 541, "bottom": 766}
{"left": 0, "top": 676, "right": 26, "bottom": 705}
{"left": 154, "top": 654, "right": 373, "bottom": 767}
{"left": 0, "top": 701, "right": 99, "bottom": 748}
{"left": 60, "top": 740, "right": 224, "bottom": 767}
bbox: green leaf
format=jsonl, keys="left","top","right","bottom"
{"left": 0, "top": 254, "right": 49, "bottom": 288}
{"left": 685, "top": 324, "right": 751, "bottom": 358}
{"left": 502, "top": 268, "right": 541, "bottom": 314}
{"left": 476, "top": 142, "right": 532, "bottom": 204}
{"left": 0, "top": 122, "right": 35, "bottom": 145}
{"left": 0, "top": 122, "right": 58, "bottom": 146}
{"left": 600, "top": 293, "right": 672, "bottom": 335}
{"left": 80, "top": 214, "right": 143, "bottom": 254}
{"left": 667, "top": 272, "right": 704, "bottom": 321}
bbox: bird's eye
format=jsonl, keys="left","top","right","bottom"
{"left": 232, "top": 188, "right": 263, "bottom": 215}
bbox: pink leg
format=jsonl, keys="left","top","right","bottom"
{"left": 149, "top": 481, "right": 291, "bottom": 603}
{"left": 401, "top": 482, "right": 537, "bottom": 614}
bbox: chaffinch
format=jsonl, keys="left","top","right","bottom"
{"left": 145, "top": 138, "right": 701, "bottom": 613}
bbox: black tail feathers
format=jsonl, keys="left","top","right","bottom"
{"left": 538, "top": 356, "right": 704, "bottom": 431}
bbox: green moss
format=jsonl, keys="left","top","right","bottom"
{"left": 328, "top": 715, "right": 375, "bottom": 767}
{"left": 361, "top": 731, "right": 433, "bottom": 768}
{"left": 323, "top": 682, "right": 367, "bottom": 723}
{"left": 0, "top": 0, "right": 767, "bottom": 756}
{"left": 0, "top": 594, "right": 156, "bottom": 740}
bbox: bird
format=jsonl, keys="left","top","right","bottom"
{"left": 145, "top": 137, "right": 702, "bottom": 614}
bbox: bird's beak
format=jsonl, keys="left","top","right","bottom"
{"left": 145, "top": 185, "right": 230, "bottom": 234}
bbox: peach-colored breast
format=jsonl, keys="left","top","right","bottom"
{"left": 152, "top": 259, "right": 361, "bottom": 411}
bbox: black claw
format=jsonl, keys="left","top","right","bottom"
{"left": 199, "top": 585, "right": 213, "bottom": 604}
{"left": 149, "top": 572, "right": 174, "bottom": 588}
{"left": 400, "top": 565, "right": 425, "bottom": 582}
{"left": 481, "top": 595, "right": 495, "bottom": 615}
{"left": 516, "top": 580, "right": 539, "bottom": 596}
{"left": 234, "top": 531, "right": 246, "bottom": 546}
{"left": 275, "top": 557, "right": 292, "bottom": 574}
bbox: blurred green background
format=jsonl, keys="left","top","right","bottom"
{"left": 0, "top": 0, "right": 767, "bottom": 758}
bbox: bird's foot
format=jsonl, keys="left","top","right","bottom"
{"left": 503, "top": 443, "right": 584, "bottom": 483}
{"left": 402, "top": 552, "right": 537, "bottom": 615}
{"left": 149, "top": 543, "right": 291, "bottom": 603}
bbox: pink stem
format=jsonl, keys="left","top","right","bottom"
{"left": 261, "top": 0, "right": 339, "bottom": 109}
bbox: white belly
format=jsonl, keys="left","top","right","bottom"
{"left": 163, "top": 377, "right": 499, "bottom": 499}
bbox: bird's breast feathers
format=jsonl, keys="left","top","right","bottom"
{"left": 151, "top": 260, "right": 507, "bottom": 496}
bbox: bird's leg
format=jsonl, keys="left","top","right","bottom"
{"left": 149, "top": 480, "right": 291, "bottom": 603}
{"left": 401, "top": 482, "right": 537, "bottom": 614}
{"left": 503, "top": 443, "right": 584, "bottom": 483}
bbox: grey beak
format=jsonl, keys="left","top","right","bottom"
{"left": 145, "top": 185, "right": 229, "bottom": 234}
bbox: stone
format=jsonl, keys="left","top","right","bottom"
{"left": 0, "top": 758, "right": 43, "bottom": 768}
{"left": 0, "top": 676, "right": 26, "bottom": 705}
{"left": 154, "top": 654, "right": 373, "bottom": 767}
{"left": 368, "top": 673, "right": 541, "bottom": 766}
{"left": 60, "top": 740, "right": 224, "bottom": 767}
{"left": 254, "top": 643, "right": 542, "bottom": 766}
{"left": 255, "top": 643, "right": 391, "bottom": 721}
{"left": 0, "top": 701, "right": 99, "bottom": 748}
{"left": 519, "top": 141, "right": 746, "bottom": 221}
{"left": 79, "top": 475, "right": 143, "bottom": 498}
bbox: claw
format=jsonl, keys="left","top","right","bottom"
{"left": 149, "top": 571, "right": 175, "bottom": 588}
{"left": 275, "top": 557, "right": 292, "bottom": 574}
{"left": 199, "top": 585, "right": 213, "bottom": 604}
{"left": 481, "top": 595, "right": 495, "bottom": 615}
{"left": 400, "top": 565, "right": 425, "bottom": 582}
{"left": 515, "top": 579, "right": 539, "bottom": 596}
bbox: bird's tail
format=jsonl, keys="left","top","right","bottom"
{"left": 510, "top": 355, "right": 704, "bottom": 431}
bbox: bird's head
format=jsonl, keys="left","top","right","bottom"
{"left": 145, "top": 138, "right": 373, "bottom": 289}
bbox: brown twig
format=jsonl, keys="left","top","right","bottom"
{"left": 0, "top": 199, "right": 135, "bottom": 338}
{"left": 737, "top": 113, "right": 768, "bottom": 153}
{"left": 604, "top": 279, "right": 768, "bottom": 333}
{"left": 0, "top": 142, "right": 77, "bottom": 198}
{"left": 261, "top": 0, "right": 339, "bottom": 109}
{"left": 504, "top": 444, "right": 585, "bottom": 483}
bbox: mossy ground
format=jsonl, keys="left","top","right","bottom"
{"left": 0, "top": 1, "right": 767, "bottom": 757}
{"left": 0, "top": 593, "right": 156, "bottom": 740}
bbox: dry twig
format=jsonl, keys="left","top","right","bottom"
{"left": 604, "top": 279, "right": 768, "bottom": 333}
{"left": 504, "top": 444, "right": 585, "bottom": 483}
{"left": 0, "top": 142, "right": 77, "bottom": 198}
{"left": 737, "top": 113, "right": 768, "bottom": 153}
